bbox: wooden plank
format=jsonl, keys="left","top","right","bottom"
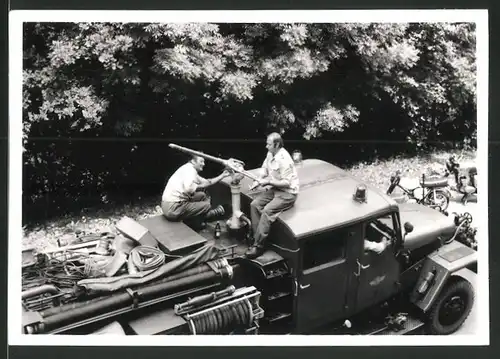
{"left": 138, "top": 232, "right": 159, "bottom": 249}
{"left": 116, "top": 216, "right": 149, "bottom": 242}
{"left": 138, "top": 215, "right": 207, "bottom": 253}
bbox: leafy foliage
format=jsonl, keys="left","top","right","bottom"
{"left": 22, "top": 22, "right": 477, "bottom": 223}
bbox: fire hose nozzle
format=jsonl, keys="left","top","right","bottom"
{"left": 227, "top": 158, "right": 245, "bottom": 167}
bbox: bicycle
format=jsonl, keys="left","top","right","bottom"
{"left": 386, "top": 171, "right": 451, "bottom": 211}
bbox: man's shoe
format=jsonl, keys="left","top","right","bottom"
{"left": 206, "top": 205, "right": 225, "bottom": 220}
{"left": 245, "top": 245, "right": 265, "bottom": 259}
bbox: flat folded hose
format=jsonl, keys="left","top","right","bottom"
{"left": 129, "top": 246, "right": 165, "bottom": 272}
{"left": 77, "top": 244, "right": 220, "bottom": 293}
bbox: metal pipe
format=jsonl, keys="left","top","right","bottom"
{"left": 33, "top": 267, "right": 234, "bottom": 333}
{"left": 239, "top": 214, "right": 252, "bottom": 230}
{"left": 154, "top": 263, "right": 213, "bottom": 283}
{"left": 175, "top": 286, "right": 236, "bottom": 314}
{"left": 22, "top": 285, "right": 59, "bottom": 300}
{"left": 39, "top": 264, "right": 215, "bottom": 317}
{"left": 169, "top": 143, "right": 227, "bottom": 166}
{"left": 138, "top": 270, "right": 222, "bottom": 301}
{"left": 169, "top": 143, "right": 259, "bottom": 182}
{"left": 40, "top": 293, "right": 113, "bottom": 317}
{"left": 152, "top": 260, "right": 231, "bottom": 285}
{"left": 42, "top": 240, "right": 101, "bottom": 255}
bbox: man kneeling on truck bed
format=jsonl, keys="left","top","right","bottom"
{"left": 246, "top": 132, "right": 300, "bottom": 259}
{"left": 161, "top": 155, "right": 230, "bottom": 227}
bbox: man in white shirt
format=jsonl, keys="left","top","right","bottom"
{"left": 245, "top": 133, "right": 299, "bottom": 259}
{"left": 161, "top": 155, "right": 230, "bottom": 224}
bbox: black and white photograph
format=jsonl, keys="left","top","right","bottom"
{"left": 9, "top": 10, "right": 489, "bottom": 346}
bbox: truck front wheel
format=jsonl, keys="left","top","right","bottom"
{"left": 426, "top": 279, "right": 474, "bottom": 335}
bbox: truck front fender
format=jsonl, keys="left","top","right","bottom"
{"left": 409, "top": 240, "right": 477, "bottom": 312}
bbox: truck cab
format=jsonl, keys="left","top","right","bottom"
{"left": 219, "top": 158, "right": 477, "bottom": 335}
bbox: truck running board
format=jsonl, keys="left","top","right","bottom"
{"left": 366, "top": 316, "right": 425, "bottom": 335}
{"left": 267, "top": 312, "right": 292, "bottom": 323}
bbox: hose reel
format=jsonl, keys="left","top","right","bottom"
{"left": 176, "top": 286, "right": 264, "bottom": 335}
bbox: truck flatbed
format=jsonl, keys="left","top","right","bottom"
{"left": 136, "top": 214, "right": 252, "bottom": 259}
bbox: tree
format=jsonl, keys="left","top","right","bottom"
{"left": 22, "top": 22, "right": 477, "bottom": 221}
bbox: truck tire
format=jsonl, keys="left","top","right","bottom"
{"left": 426, "top": 278, "right": 474, "bottom": 335}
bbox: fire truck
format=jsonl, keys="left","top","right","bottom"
{"left": 21, "top": 146, "right": 478, "bottom": 336}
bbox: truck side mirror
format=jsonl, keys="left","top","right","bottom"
{"left": 403, "top": 222, "right": 414, "bottom": 237}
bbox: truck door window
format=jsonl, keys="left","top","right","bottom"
{"left": 303, "top": 228, "right": 349, "bottom": 272}
{"left": 364, "top": 213, "right": 396, "bottom": 253}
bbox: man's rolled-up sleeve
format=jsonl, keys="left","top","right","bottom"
{"left": 278, "top": 157, "right": 294, "bottom": 186}
{"left": 260, "top": 155, "right": 269, "bottom": 177}
{"left": 182, "top": 170, "right": 198, "bottom": 194}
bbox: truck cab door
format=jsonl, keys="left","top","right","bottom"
{"left": 354, "top": 213, "right": 401, "bottom": 313}
{"left": 294, "top": 225, "right": 359, "bottom": 333}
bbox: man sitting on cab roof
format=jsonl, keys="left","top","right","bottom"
{"left": 245, "top": 132, "right": 300, "bottom": 259}
{"left": 161, "top": 155, "right": 230, "bottom": 227}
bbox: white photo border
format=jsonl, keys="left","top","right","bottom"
{"left": 9, "top": 9, "right": 490, "bottom": 346}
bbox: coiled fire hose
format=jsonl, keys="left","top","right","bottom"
{"left": 188, "top": 298, "right": 252, "bottom": 335}
{"left": 127, "top": 246, "right": 166, "bottom": 274}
